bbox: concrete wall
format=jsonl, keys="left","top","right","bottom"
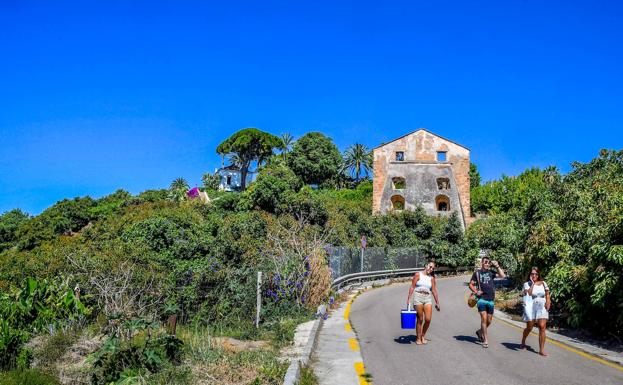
{"left": 372, "top": 129, "right": 471, "bottom": 227}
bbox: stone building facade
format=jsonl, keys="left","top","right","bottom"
{"left": 372, "top": 129, "right": 471, "bottom": 229}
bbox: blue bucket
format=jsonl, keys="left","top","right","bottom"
{"left": 401, "top": 306, "right": 417, "bottom": 329}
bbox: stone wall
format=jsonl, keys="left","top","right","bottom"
{"left": 372, "top": 129, "right": 471, "bottom": 227}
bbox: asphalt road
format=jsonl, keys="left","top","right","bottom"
{"left": 349, "top": 275, "right": 623, "bottom": 385}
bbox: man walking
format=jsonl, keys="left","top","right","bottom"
{"left": 469, "top": 255, "right": 506, "bottom": 348}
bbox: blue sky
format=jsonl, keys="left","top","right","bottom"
{"left": 1, "top": 1, "right": 622, "bottom": 214}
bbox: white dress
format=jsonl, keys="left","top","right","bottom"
{"left": 523, "top": 281, "right": 549, "bottom": 321}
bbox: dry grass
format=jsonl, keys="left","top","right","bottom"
{"left": 178, "top": 325, "right": 287, "bottom": 385}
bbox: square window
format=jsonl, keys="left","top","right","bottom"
{"left": 437, "top": 151, "right": 447, "bottom": 162}
{"left": 395, "top": 151, "right": 405, "bottom": 161}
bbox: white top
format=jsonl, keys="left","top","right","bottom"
{"left": 523, "top": 281, "right": 549, "bottom": 299}
{"left": 415, "top": 272, "right": 432, "bottom": 292}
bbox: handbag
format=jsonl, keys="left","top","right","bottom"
{"left": 467, "top": 270, "right": 481, "bottom": 308}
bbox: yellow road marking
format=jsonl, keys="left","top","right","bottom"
{"left": 354, "top": 361, "right": 371, "bottom": 385}
{"left": 497, "top": 314, "right": 623, "bottom": 372}
{"left": 349, "top": 337, "right": 360, "bottom": 351}
{"left": 344, "top": 299, "right": 352, "bottom": 320}
{"left": 345, "top": 322, "right": 352, "bottom": 332}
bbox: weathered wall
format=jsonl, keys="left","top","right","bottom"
{"left": 373, "top": 129, "right": 471, "bottom": 227}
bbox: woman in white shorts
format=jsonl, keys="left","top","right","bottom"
{"left": 520, "top": 267, "right": 551, "bottom": 356}
{"left": 406, "top": 261, "right": 440, "bottom": 345}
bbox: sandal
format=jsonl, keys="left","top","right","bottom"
{"left": 482, "top": 342, "right": 489, "bottom": 348}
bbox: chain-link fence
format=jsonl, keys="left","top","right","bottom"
{"left": 326, "top": 247, "right": 428, "bottom": 281}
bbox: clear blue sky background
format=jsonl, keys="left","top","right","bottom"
{"left": 1, "top": 1, "right": 622, "bottom": 215}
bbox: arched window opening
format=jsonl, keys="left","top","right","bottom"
{"left": 437, "top": 177, "right": 450, "bottom": 190}
{"left": 391, "top": 195, "right": 405, "bottom": 211}
{"left": 392, "top": 177, "right": 406, "bottom": 189}
{"left": 436, "top": 195, "right": 450, "bottom": 211}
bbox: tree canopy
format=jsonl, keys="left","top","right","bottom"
{"left": 287, "top": 132, "right": 342, "bottom": 186}
{"left": 216, "top": 128, "right": 281, "bottom": 190}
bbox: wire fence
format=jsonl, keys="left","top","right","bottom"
{"left": 326, "top": 247, "right": 428, "bottom": 281}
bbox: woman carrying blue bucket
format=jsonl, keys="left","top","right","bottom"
{"left": 406, "top": 261, "right": 441, "bottom": 345}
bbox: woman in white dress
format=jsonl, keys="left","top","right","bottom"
{"left": 520, "top": 267, "right": 551, "bottom": 356}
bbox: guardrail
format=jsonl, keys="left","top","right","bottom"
{"left": 332, "top": 266, "right": 471, "bottom": 289}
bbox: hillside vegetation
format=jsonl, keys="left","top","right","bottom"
{"left": 0, "top": 131, "right": 468, "bottom": 384}
{"left": 1, "top": 128, "right": 620, "bottom": 383}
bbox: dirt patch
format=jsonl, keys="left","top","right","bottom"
{"left": 57, "top": 334, "right": 105, "bottom": 385}
{"left": 210, "top": 337, "right": 270, "bottom": 353}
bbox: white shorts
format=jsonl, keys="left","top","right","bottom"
{"left": 413, "top": 291, "right": 432, "bottom": 306}
{"left": 523, "top": 298, "right": 548, "bottom": 321}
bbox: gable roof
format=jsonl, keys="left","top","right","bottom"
{"left": 374, "top": 128, "right": 470, "bottom": 151}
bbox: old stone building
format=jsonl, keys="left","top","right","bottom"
{"left": 372, "top": 129, "right": 471, "bottom": 229}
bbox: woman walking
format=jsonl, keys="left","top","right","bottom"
{"left": 406, "top": 261, "right": 440, "bottom": 345}
{"left": 520, "top": 267, "right": 551, "bottom": 356}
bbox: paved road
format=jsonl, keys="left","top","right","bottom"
{"left": 349, "top": 276, "right": 623, "bottom": 385}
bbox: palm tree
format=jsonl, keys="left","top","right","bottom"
{"left": 169, "top": 177, "right": 189, "bottom": 201}
{"left": 280, "top": 133, "right": 295, "bottom": 161}
{"left": 343, "top": 143, "right": 373, "bottom": 182}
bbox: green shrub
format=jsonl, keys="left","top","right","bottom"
{"left": 0, "top": 209, "right": 30, "bottom": 252}
{"left": 90, "top": 333, "right": 184, "bottom": 385}
{"left": 0, "top": 321, "right": 27, "bottom": 370}
{"left": 0, "top": 369, "right": 59, "bottom": 385}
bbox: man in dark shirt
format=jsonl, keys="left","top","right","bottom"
{"left": 469, "top": 256, "right": 506, "bottom": 348}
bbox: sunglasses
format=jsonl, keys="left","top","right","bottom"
{"left": 530, "top": 273, "right": 538, "bottom": 276}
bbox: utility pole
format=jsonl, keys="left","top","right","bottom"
{"left": 256, "top": 271, "right": 262, "bottom": 328}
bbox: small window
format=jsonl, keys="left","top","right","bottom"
{"left": 437, "top": 151, "right": 447, "bottom": 162}
{"left": 391, "top": 195, "right": 405, "bottom": 211}
{"left": 226, "top": 175, "right": 232, "bottom": 186}
{"left": 395, "top": 151, "right": 405, "bottom": 161}
{"left": 437, "top": 178, "right": 450, "bottom": 190}
{"left": 392, "top": 177, "right": 406, "bottom": 189}
{"left": 436, "top": 195, "right": 450, "bottom": 211}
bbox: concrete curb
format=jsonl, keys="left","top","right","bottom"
{"left": 283, "top": 317, "right": 323, "bottom": 385}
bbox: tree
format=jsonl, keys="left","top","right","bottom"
{"left": 469, "top": 163, "right": 481, "bottom": 189}
{"left": 216, "top": 128, "right": 281, "bottom": 190}
{"left": 287, "top": 132, "right": 342, "bottom": 186}
{"left": 279, "top": 133, "right": 295, "bottom": 161}
{"left": 0, "top": 209, "right": 30, "bottom": 252}
{"left": 169, "top": 178, "right": 189, "bottom": 202}
{"left": 240, "top": 159, "right": 302, "bottom": 213}
{"left": 343, "top": 143, "right": 373, "bottom": 182}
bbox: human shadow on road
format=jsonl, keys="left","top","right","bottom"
{"left": 394, "top": 335, "right": 417, "bottom": 344}
{"left": 502, "top": 342, "right": 536, "bottom": 353}
{"left": 453, "top": 335, "right": 480, "bottom": 345}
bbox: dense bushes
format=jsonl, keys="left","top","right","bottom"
{"left": 0, "top": 278, "right": 88, "bottom": 371}
{"left": 468, "top": 150, "right": 623, "bottom": 337}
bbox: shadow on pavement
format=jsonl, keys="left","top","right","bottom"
{"left": 453, "top": 335, "right": 480, "bottom": 345}
{"left": 502, "top": 342, "right": 536, "bottom": 353}
{"left": 394, "top": 335, "right": 417, "bottom": 344}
